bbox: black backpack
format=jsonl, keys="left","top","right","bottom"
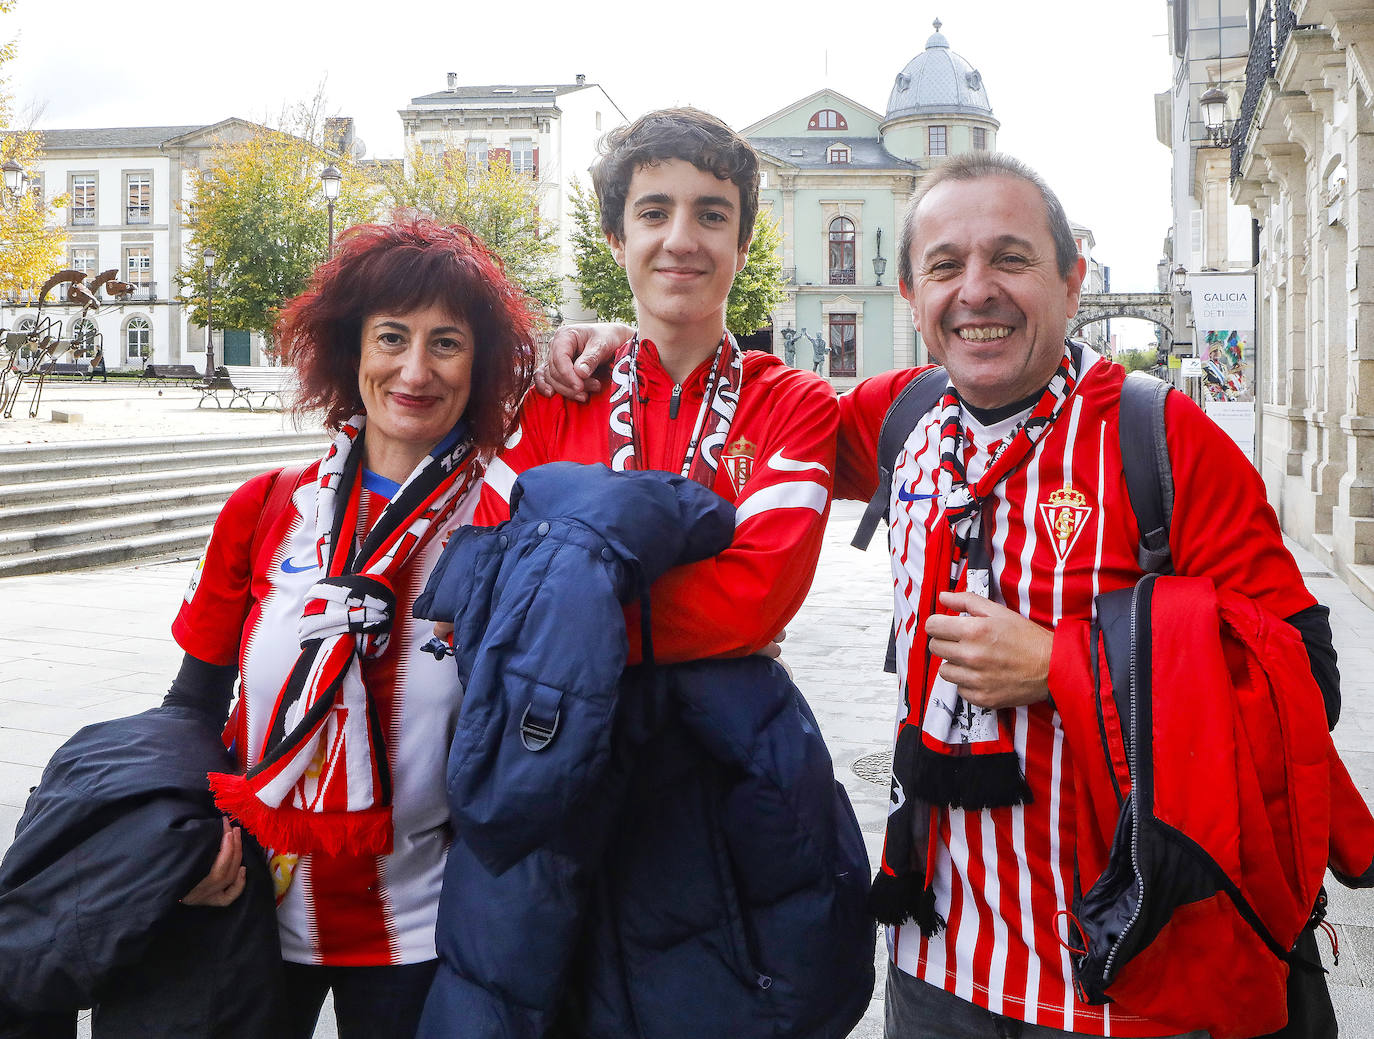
{"left": 850, "top": 368, "right": 1174, "bottom": 671}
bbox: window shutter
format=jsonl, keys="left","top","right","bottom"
{"left": 532, "top": 147, "right": 539, "bottom": 178}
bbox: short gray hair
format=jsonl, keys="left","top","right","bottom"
{"left": 897, "top": 153, "right": 1079, "bottom": 290}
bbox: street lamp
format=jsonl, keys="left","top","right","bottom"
{"left": 203, "top": 247, "right": 217, "bottom": 380}
{"left": 2, "top": 158, "right": 26, "bottom": 204}
{"left": 1172, "top": 264, "right": 1188, "bottom": 293}
{"left": 320, "top": 165, "right": 342, "bottom": 256}
{"left": 1199, "top": 86, "right": 1231, "bottom": 147}
{"left": 872, "top": 227, "right": 888, "bottom": 287}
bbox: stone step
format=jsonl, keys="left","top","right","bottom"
{"left": 0, "top": 459, "right": 315, "bottom": 509}
{"left": 0, "top": 524, "right": 212, "bottom": 579}
{"left": 0, "top": 431, "right": 324, "bottom": 467}
{"left": 0, "top": 442, "right": 326, "bottom": 487}
{"left": 0, "top": 500, "right": 229, "bottom": 557}
{"left": 0, "top": 482, "right": 242, "bottom": 533}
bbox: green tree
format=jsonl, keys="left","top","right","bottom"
{"left": 176, "top": 98, "right": 374, "bottom": 353}
{"left": 568, "top": 179, "right": 788, "bottom": 337}
{"left": 379, "top": 143, "right": 560, "bottom": 313}
{"left": 0, "top": 0, "right": 66, "bottom": 298}
{"left": 568, "top": 179, "right": 634, "bottom": 324}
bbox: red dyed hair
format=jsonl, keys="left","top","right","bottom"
{"left": 278, "top": 219, "right": 538, "bottom": 454}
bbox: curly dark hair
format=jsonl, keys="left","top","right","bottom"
{"left": 591, "top": 107, "right": 760, "bottom": 249}
{"left": 278, "top": 219, "right": 538, "bottom": 455}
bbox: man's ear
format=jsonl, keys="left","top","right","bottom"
{"left": 899, "top": 278, "right": 920, "bottom": 334}
{"left": 606, "top": 230, "right": 626, "bottom": 268}
{"left": 1065, "top": 255, "right": 1087, "bottom": 318}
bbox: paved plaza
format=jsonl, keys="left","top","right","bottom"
{"left": 0, "top": 384, "right": 1370, "bottom": 1035}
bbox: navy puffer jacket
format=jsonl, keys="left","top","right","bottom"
{"left": 414, "top": 463, "right": 875, "bottom": 1039}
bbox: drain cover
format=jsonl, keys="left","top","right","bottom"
{"left": 852, "top": 750, "right": 892, "bottom": 785}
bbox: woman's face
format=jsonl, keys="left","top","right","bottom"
{"left": 357, "top": 301, "right": 475, "bottom": 477}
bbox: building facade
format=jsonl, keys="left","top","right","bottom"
{"left": 744, "top": 22, "right": 1002, "bottom": 386}
{"left": 1228, "top": 0, "right": 1374, "bottom": 604}
{"left": 398, "top": 75, "right": 625, "bottom": 322}
{"left": 2, "top": 120, "right": 276, "bottom": 368}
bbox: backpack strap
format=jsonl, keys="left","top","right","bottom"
{"left": 250, "top": 462, "right": 310, "bottom": 570}
{"left": 851, "top": 366, "right": 948, "bottom": 551}
{"left": 1119, "top": 372, "right": 1174, "bottom": 575}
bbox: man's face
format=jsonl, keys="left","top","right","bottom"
{"left": 900, "top": 175, "right": 1086, "bottom": 410}
{"left": 608, "top": 158, "right": 750, "bottom": 346}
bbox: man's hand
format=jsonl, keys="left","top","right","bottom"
{"left": 533, "top": 322, "right": 633, "bottom": 401}
{"left": 925, "top": 591, "right": 1052, "bottom": 710}
{"left": 182, "top": 817, "right": 246, "bottom": 907}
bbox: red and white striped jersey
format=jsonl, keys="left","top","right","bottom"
{"left": 837, "top": 350, "right": 1315, "bottom": 1035}
{"left": 477, "top": 339, "right": 838, "bottom": 662}
{"left": 174, "top": 465, "right": 478, "bottom": 966}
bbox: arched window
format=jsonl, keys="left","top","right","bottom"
{"left": 71, "top": 318, "right": 99, "bottom": 350}
{"left": 125, "top": 315, "right": 151, "bottom": 363}
{"left": 828, "top": 217, "right": 856, "bottom": 285}
{"left": 808, "top": 109, "right": 848, "bottom": 131}
{"left": 15, "top": 317, "right": 36, "bottom": 335}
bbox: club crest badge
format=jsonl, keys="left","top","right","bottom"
{"left": 1039, "top": 483, "right": 1093, "bottom": 562}
{"left": 722, "top": 437, "right": 756, "bottom": 492}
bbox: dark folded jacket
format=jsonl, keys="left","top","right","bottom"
{"left": 0, "top": 705, "right": 281, "bottom": 1038}
{"left": 414, "top": 463, "right": 875, "bottom": 1039}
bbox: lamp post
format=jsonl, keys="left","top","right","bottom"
{"left": 320, "top": 165, "right": 342, "bottom": 256}
{"left": 1199, "top": 86, "right": 1230, "bottom": 147}
{"left": 2, "top": 158, "right": 26, "bottom": 204}
{"left": 203, "top": 247, "right": 217, "bottom": 380}
{"left": 872, "top": 227, "right": 888, "bottom": 287}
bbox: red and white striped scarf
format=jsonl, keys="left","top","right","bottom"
{"left": 209, "top": 415, "right": 478, "bottom": 857}
{"left": 606, "top": 333, "right": 742, "bottom": 484}
{"left": 871, "top": 341, "right": 1080, "bottom": 933}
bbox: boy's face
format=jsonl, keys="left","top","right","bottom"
{"left": 607, "top": 159, "right": 750, "bottom": 346}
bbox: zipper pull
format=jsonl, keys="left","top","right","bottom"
{"left": 669, "top": 383, "right": 682, "bottom": 419}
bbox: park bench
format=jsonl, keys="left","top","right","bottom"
{"left": 38, "top": 362, "right": 89, "bottom": 378}
{"left": 197, "top": 364, "right": 296, "bottom": 411}
{"left": 139, "top": 363, "right": 203, "bottom": 387}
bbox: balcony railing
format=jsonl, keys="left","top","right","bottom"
{"left": 828, "top": 268, "right": 856, "bottom": 285}
{"left": 1233, "top": 0, "right": 1302, "bottom": 181}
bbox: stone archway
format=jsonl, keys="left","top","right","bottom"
{"left": 1071, "top": 292, "right": 1174, "bottom": 347}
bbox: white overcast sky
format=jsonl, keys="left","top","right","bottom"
{"left": 5, "top": 0, "right": 1172, "bottom": 343}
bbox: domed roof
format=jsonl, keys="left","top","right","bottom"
{"left": 885, "top": 19, "right": 994, "bottom": 121}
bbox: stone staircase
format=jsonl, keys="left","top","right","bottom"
{"left": 0, "top": 432, "right": 328, "bottom": 577}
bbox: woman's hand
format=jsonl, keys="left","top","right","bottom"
{"left": 182, "top": 817, "right": 246, "bottom": 907}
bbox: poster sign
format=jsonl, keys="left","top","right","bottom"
{"left": 1188, "top": 272, "right": 1256, "bottom": 459}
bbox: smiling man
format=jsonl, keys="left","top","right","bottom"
{"left": 476, "top": 108, "right": 838, "bottom": 662}
{"left": 833, "top": 153, "right": 1340, "bottom": 1038}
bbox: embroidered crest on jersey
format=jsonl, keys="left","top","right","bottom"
{"left": 1039, "top": 483, "right": 1093, "bottom": 562}
{"left": 722, "top": 437, "right": 756, "bottom": 492}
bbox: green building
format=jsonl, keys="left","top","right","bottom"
{"left": 743, "top": 21, "right": 999, "bottom": 385}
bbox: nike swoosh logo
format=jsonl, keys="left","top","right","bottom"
{"left": 280, "top": 554, "right": 318, "bottom": 574}
{"left": 896, "top": 484, "right": 939, "bottom": 503}
{"left": 767, "top": 450, "right": 831, "bottom": 475}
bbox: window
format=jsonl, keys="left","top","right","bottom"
{"left": 69, "top": 247, "right": 98, "bottom": 276}
{"left": 972, "top": 127, "right": 987, "bottom": 151}
{"left": 126, "top": 173, "right": 151, "bottom": 224}
{"left": 71, "top": 317, "right": 98, "bottom": 348}
{"left": 828, "top": 145, "right": 850, "bottom": 164}
{"left": 125, "top": 246, "right": 151, "bottom": 291}
{"left": 828, "top": 217, "right": 856, "bottom": 285}
{"left": 125, "top": 315, "right": 151, "bottom": 363}
{"left": 70, "top": 174, "right": 96, "bottom": 225}
{"left": 511, "top": 139, "right": 537, "bottom": 175}
{"left": 28, "top": 174, "right": 43, "bottom": 207}
{"left": 465, "top": 139, "right": 488, "bottom": 168}
{"left": 829, "top": 314, "right": 857, "bottom": 377}
{"left": 928, "top": 126, "right": 947, "bottom": 157}
{"left": 808, "top": 109, "right": 848, "bottom": 131}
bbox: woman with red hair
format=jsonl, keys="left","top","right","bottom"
{"left": 169, "top": 219, "right": 537, "bottom": 1037}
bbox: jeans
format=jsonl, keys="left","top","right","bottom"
{"left": 884, "top": 965, "right": 1211, "bottom": 1039}
{"left": 278, "top": 960, "right": 439, "bottom": 1039}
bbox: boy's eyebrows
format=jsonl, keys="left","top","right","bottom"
{"left": 629, "top": 191, "right": 737, "bottom": 210}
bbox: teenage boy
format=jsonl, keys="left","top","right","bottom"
{"left": 476, "top": 107, "right": 838, "bottom": 661}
